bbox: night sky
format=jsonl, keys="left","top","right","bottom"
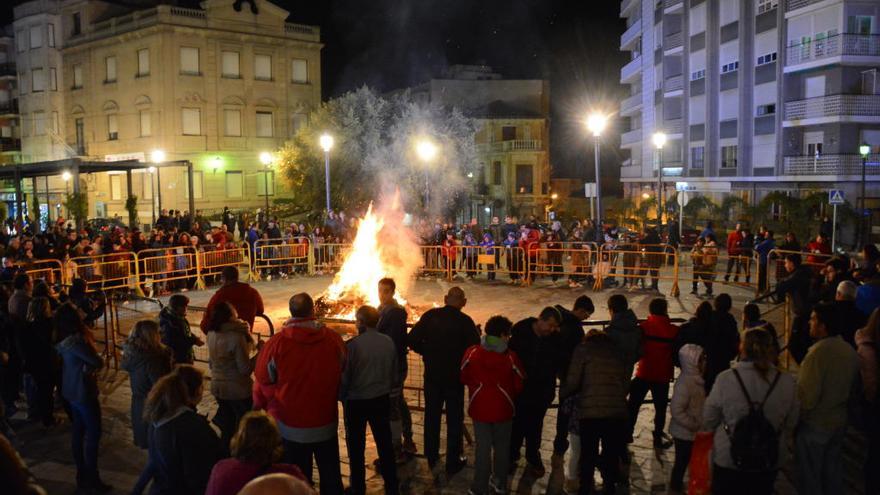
{"left": 3, "top": 0, "right": 626, "bottom": 183}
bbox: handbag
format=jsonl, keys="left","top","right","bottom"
{"left": 687, "top": 431, "right": 714, "bottom": 495}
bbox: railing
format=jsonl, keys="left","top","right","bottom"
{"left": 0, "top": 138, "right": 20, "bottom": 152}
{"left": 621, "top": 128, "right": 643, "bottom": 145}
{"left": 620, "top": 93, "right": 643, "bottom": 114}
{"left": 169, "top": 6, "right": 205, "bottom": 19}
{"left": 665, "top": 31, "right": 684, "bottom": 50}
{"left": 665, "top": 74, "right": 684, "bottom": 92}
{"left": 477, "top": 140, "right": 543, "bottom": 153}
{"left": 621, "top": 56, "right": 643, "bottom": 82}
{"left": 0, "top": 63, "right": 15, "bottom": 77}
{"left": 664, "top": 0, "right": 684, "bottom": 9}
{"left": 285, "top": 23, "right": 316, "bottom": 36}
{"left": 786, "top": 33, "right": 880, "bottom": 67}
{"left": 784, "top": 94, "right": 880, "bottom": 121}
{"left": 662, "top": 118, "right": 683, "bottom": 135}
{"left": 783, "top": 153, "right": 880, "bottom": 175}
{"left": 785, "top": 0, "right": 826, "bottom": 12}
{"left": 0, "top": 100, "right": 19, "bottom": 114}
{"left": 621, "top": 19, "right": 642, "bottom": 48}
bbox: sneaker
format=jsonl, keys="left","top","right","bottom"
{"left": 403, "top": 437, "right": 417, "bottom": 455}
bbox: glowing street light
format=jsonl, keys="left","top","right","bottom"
{"left": 150, "top": 149, "right": 166, "bottom": 163}
{"left": 551, "top": 193, "right": 559, "bottom": 200}
{"left": 61, "top": 170, "right": 71, "bottom": 182}
{"left": 859, "top": 144, "right": 871, "bottom": 247}
{"left": 652, "top": 132, "right": 668, "bottom": 223}
{"left": 259, "top": 151, "right": 273, "bottom": 166}
{"left": 586, "top": 112, "right": 608, "bottom": 242}
{"left": 416, "top": 139, "right": 438, "bottom": 208}
{"left": 258, "top": 152, "right": 274, "bottom": 217}
{"left": 586, "top": 113, "right": 608, "bottom": 137}
{"left": 319, "top": 134, "right": 334, "bottom": 214}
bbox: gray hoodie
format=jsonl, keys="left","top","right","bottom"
{"left": 670, "top": 344, "right": 705, "bottom": 440}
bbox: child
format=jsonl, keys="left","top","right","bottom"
{"left": 668, "top": 344, "right": 707, "bottom": 494}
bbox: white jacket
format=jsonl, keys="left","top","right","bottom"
{"left": 670, "top": 344, "right": 706, "bottom": 441}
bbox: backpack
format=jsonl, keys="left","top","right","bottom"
{"left": 724, "top": 368, "right": 781, "bottom": 472}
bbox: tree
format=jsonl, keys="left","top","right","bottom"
{"left": 275, "top": 86, "right": 478, "bottom": 217}
{"left": 64, "top": 191, "right": 88, "bottom": 228}
{"left": 125, "top": 195, "right": 139, "bottom": 228}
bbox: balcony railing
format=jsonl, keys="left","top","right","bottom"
{"left": 785, "top": 94, "right": 880, "bottom": 121}
{"left": 665, "top": 75, "right": 684, "bottom": 92}
{"left": 0, "top": 138, "right": 21, "bottom": 152}
{"left": 621, "top": 128, "right": 643, "bottom": 145}
{"left": 621, "top": 0, "right": 639, "bottom": 17}
{"left": 784, "top": 153, "right": 880, "bottom": 176}
{"left": 0, "top": 100, "right": 18, "bottom": 115}
{"left": 621, "top": 19, "right": 642, "bottom": 49}
{"left": 786, "top": 34, "right": 880, "bottom": 67}
{"left": 664, "top": 0, "right": 684, "bottom": 10}
{"left": 621, "top": 56, "right": 643, "bottom": 82}
{"left": 477, "top": 140, "right": 543, "bottom": 153}
{"left": 0, "top": 63, "right": 15, "bottom": 77}
{"left": 660, "top": 118, "right": 683, "bottom": 135}
{"left": 665, "top": 31, "right": 683, "bottom": 50}
{"left": 785, "top": 0, "right": 825, "bottom": 12}
{"left": 620, "top": 93, "right": 643, "bottom": 114}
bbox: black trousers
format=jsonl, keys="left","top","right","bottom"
{"left": 789, "top": 314, "right": 811, "bottom": 364}
{"left": 213, "top": 397, "right": 252, "bottom": 448}
{"left": 423, "top": 380, "right": 465, "bottom": 466}
{"left": 282, "top": 436, "right": 344, "bottom": 495}
{"left": 344, "top": 395, "right": 399, "bottom": 495}
{"left": 554, "top": 402, "right": 572, "bottom": 454}
{"left": 578, "top": 417, "right": 627, "bottom": 495}
{"left": 510, "top": 396, "right": 552, "bottom": 467}
{"left": 669, "top": 438, "right": 693, "bottom": 490}
{"left": 711, "top": 465, "right": 776, "bottom": 495}
{"left": 626, "top": 378, "right": 669, "bottom": 439}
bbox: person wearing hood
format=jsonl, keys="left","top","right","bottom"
{"left": 605, "top": 294, "right": 642, "bottom": 378}
{"left": 206, "top": 302, "right": 257, "bottom": 447}
{"left": 253, "top": 293, "right": 346, "bottom": 493}
{"left": 159, "top": 294, "right": 203, "bottom": 365}
{"left": 508, "top": 307, "right": 563, "bottom": 477}
{"left": 55, "top": 303, "right": 111, "bottom": 493}
{"left": 460, "top": 315, "right": 524, "bottom": 495}
{"left": 560, "top": 328, "right": 630, "bottom": 495}
{"left": 552, "top": 296, "right": 595, "bottom": 456}
{"left": 668, "top": 344, "right": 706, "bottom": 494}
{"left": 145, "top": 364, "right": 224, "bottom": 495}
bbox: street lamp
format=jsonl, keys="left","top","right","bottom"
{"left": 860, "top": 144, "right": 871, "bottom": 248}
{"left": 259, "top": 152, "right": 273, "bottom": 221}
{"left": 586, "top": 113, "right": 608, "bottom": 243}
{"left": 652, "top": 132, "right": 667, "bottom": 224}
{"left": 416, "top": 139, "right": 438, "bottom": 208}
{"left": 147, "top": 166, "right": 157, "bottom": 227}
{"left": 150, "top": 149, "right": 165, "bottom": 214}
{"left": 319, "top": 134, "right": 334, "bottom": 215}
{"left": 61, "top": 170, "right": 72, "bottom": 218}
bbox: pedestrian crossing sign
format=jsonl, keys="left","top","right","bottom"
{"left": 828, "top": 190, "right": 845, "bottom": 205}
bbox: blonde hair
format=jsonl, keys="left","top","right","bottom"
{"left": 230, "top": 411, "right": 283, "bottom": 466}
{"left": 126, "top": 319, "right": 164, "bottom": 354}
{"left": 143, "top": 365, "right": 203, "bottom": 423}
{"left": 740, "top": 328, "right": 777, "bottom": 379}
{"left": 26, "top": 297, "right": 51, "bottom": 322}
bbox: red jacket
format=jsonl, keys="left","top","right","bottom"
{"left": 460, "top": 342, "right": 525, "bottom": 423}
{"left": 253, "top": 318, "right": 346, "bottom": 439}
{"left": 806, "top": 240, "right": 831, "bottom": 266}
{"left": 726, "top": 231, "right": 742, "bottom": 256}
{"left": 200, "top": 282, "right": 265, "bottom": 331}
{"left": 634, "top": 314, "right": 680, "bottom": 383}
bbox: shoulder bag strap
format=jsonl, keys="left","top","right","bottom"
{"left": 758, "top": 370, "right": 782, "bottom": 410}
{"left": 732, "top": 368, "right": 755, "bottom": 410}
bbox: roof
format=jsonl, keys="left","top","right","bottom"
{"left": 0, "top": 158, "right": 191, "bottom": 180}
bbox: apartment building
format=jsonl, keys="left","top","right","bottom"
{"left": 619, "top": 0, "right": 880, "bottom": 230}
{"left": 0, "top": 27, "right": 20, "bottom": 167}
{"left": 12, "top": 0, "right": 322, "bottom": 222}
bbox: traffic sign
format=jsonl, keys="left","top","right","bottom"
{"left": 828, "top": 190, "right": 845, "bottom": 205}
{"left": 584, "top": 182, "right": 597, "bottom": 198}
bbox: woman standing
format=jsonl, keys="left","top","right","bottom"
{"left": 21, "top": 297, "right": 57, "bottom": 426}
{"left": 856, "top": 309, "right": 880, "bottom": 495}
{"left": 55, "top": 303, "right": 111, "bottom": 493}
{"left": 206, "top": 302, "right": 256, "bottom": 447}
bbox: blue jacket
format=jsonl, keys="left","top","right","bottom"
{"left": 857, "top": 281, "right": 880, "bottom": 316}
{"left": 56, "top": 334, "right": 103, "bottom": 404}
{"left": 755, "top": 237, "right": 776, "bottom": 264}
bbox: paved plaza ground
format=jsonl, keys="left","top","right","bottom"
{"left": 9, "top": 274, "right": 861, "bottom": 494}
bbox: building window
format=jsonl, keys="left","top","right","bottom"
{"left": 291, "top": 59, "right": 308, "bottom": 83}
{"left": 33, "top": 111, "right": 46, "bottom": 136}
{"left": 137, "top": 49, "right": 149, "bottom": 76}
{"left": 180, "top": 47, "right": 200, "bottom": 75}
{"left": 515, "top": 164, "right": 533, "bottom": 194}
{"left": 105, "top": 56, "right": 117, "bottom": 83}
{"left": 139, "top": 110, "right": 151, "bottom": 137}
{"left": 221, "top": 51, "right": 240, "bottom": 78}
{"left": 848, "top": 15, "right": 873, "bottom": 35}
{"left": 15, "top": 31, "right": 25, "bottom": 52}
{"left": 757, "top": 0, "right": 778, "bottom": 14}
{"left": 502, "top": 126, "right": 516, "bottom": 141}
{"left": 255, "top": 54, "right": 272, "bottom": 80}
{"left": 72, "top": 64, "right": 83, "bottom": 89}
{"left": 721, "top": 61, "right": 739, "bottom": 74}
{"left": 75, "top": 118, "right": 85, "bottom": 154}
{"left": 291, "top": 113, "right": 307, "bottom": 134}
{"left": 493, "top": 161, "right": 502, "bottom": 185}
{"left": 756, "top": 52, "right": 777, "bottom": 66}
{"left": 29, "top": 26, "right": 42, "bottom": 49}
{"left": 690, "top": 69, "right": 706, "bottom": 81}
{"left": 48, "top": 24, "right": 56, "bottom": 47}
{"left": 72, "top": 13, "right": 81, "bottom": 36}
{"left": 49, "top": 68, "right": 57, "bottom": 91}
{"left": 107, "top": 114, "right": 118, "bottom": 140}
{"left": 51, "top": 111, "right": 59, "bottom": 134}
{"left": 690, "top": 146, "right": 704, "bottom": 169}
{"left": 225, "top": 171, "right": 243, "bottom": 198}
{"left": 182, "top": 108, "right": 201, "bottom": 135}
{"left": 110, "top": 174, "right": 123, "bottom": 200}
{"left": 31, "top": 68, "right": 45, "bottom": 92}
{"left": 224, "top": 109, "right": 242, "bottom": 136}
{"left": 721, "top": 145, "right": 738, "bottom": 168}
{"left": 257, "top": 171, "right": 275, "bottom": 196}
{"left": 255, "top": 112, "right": 273, "bottom": 137}
{"left": 756, "top": 103, "right": 776, "bottom": 116}
{"left": 183, "top": 170, "right": 204, "bottom": 199}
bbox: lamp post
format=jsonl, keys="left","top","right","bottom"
{"left": 860, "top": 144, "right": 870, "bottom": 248}
{"left": 259, "top": 152, "right": 273, "bottom": 221}
{"left": 61, "top": 170, "right": 71, "bottom": 218}
{"left": 150, "top": 149, "right": 165, "bottom": 214}
{"left": 147, "top": 166, "right": 156, "bottom": 227}
{"left": 652, "top": 132, "right": 667, "bottom": 224}
{"left": 586, "top": 113, "right": 608, "bottom": 243}
{"left": 416, "top": 139, "right": 438, "bottom": 209}
{"left": 319, "top": 134, "right": 334, "bottom": 214}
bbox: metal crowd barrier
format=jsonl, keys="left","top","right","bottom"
{"left": 14, "top": 258, "right": 64, "bottom": 288}
{"left": 197, "top": 246, "right": 253, "bottom": 288}
{"left": 593, "top": 243, "right": 680, "bottom": 296}
{"left": 449, "top": 245, "right": 529, "bottom": 281}
{"left": 252, "top": 237, "right": 310, "bottom": 279}
{"left": 135, "top": 246, "right": 199, "bottom": 296}
{"left": 70, "top": 252, "right": 136, "bottom": 293}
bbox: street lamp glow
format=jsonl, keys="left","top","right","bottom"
{"left": 642, "top": 192, "right": 651, "bottom": 199}
{"left": 416, "top": 140, "right": 438, "bottom": 162}
{"left": 150, "top": 149, "right": 166, "bottom": 163}
{"left": 484, "top": 207, "right": 491, "bottom": 213}
{"left": 147, "top": 166, "right": 156, "bottom": 173}
{"left": 319, "top": 134, "right": 334, "bottom": 152}
{"left": 860, "top": 144, "right": 871, "bottom": 156}
{"left": 652, "top": 132, "right": 667, "bottom": 150}
{"left": 259, "top": 151, "right": 273, "bottom": 166}
{"left": 467, "top": 172, "right": 474, "bottom": 178}
{"left": 551, "top": 193, "right": 559, "bottom": 200}
{"left": 61, "top": 171, "right": 71, "bottom": 181}
{"left": 586, "top": 113, "right": 608, "bottom": 137}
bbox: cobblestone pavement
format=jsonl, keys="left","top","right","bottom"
{"left": 8, "top": 275, "right": 846, "bottom": 494}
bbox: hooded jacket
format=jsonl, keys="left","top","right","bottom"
{"left": 634, "top": 314, "right": 679, "bottom": 383}
{"left": 207, "top": 319, "right": 255, "bottom": 401}
{"left": 460, "top": 336, "right": 525, "bottom": 423}
{"left": 159, "top": 306, "right": 199, "bottom": 365}
{"left": 253, "top": 318, "right": 345, "bottom": 443}
{"left": 407, "top": 305, "right": 480, "bottom": 387}
{"left": 669, "top": 344, "right": 705, "bottom": 440}
{"left": 561, "top": 331, "right": 629, "bottom": 420}
{"left": 509, "top": 317, "right": 566, "bottom": 404}
{"left": 121, "top": 343, "right": 172, "bottom": 448}
{"left": 56, "top": 333, "right": 103, "bottom": 404}
{"left": 148, "top": 407, "right": 225, "bottom": 495}
{"left": 606, "top": 309, "right": 642, "bottom": 374}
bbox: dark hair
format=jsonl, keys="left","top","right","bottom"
{"left": 485, "top": 315, "right": 513, "bottom": 337}
{"left": 221, "top": 266, "right": 239, "bottom": 283}
{"left": 13, "top": 273, "right": 29, "bottom": 290}
{"left": 713, "top": 293, "right": 732, "bottom": 313}
{"left": 169, "top": 294, "right": 190, "bottom": 310}
{"left": 230, "top": 411, "right": 283, "bottom": 467}
{"left": 355, "top": 305, "right": 380, "bottom": 328}
{"left": 695, "top": 301, "right": 713, "bottom": 321}
{"left": 378, "top": 278, "right": 396, "bottom": 293}
{"left": 743, "top": 303, "right": 761, "bottom": 324}
{"left": 208, "top": 302, "right": 236, "bottom": 332}
{"left": 825, "top": 257, "right": 847, "bottom": 273}
{"left": 573, "top": 295, "right": 595, "bottom": 314}
{"left": 289, "top": 292, "right": 314, "bottom": 318}
{"left": 538, "top": 306, "right": 562, "bottom": 324}
{"left": 864, "top": 244, "right": 880, "bottom": 262}
{"left": 648, "top": 298, "right": 668, "bottom": 317}
{"left": 812, "top": 302, "right": 838, "bottom": 335}
{"left": 32, "top": 280, "right": 52, "bottom": 299}
{"left": 144, "top": 364, "right": 204, "bottom": 423}
{"left": 608, "top": 294, "right": 628, "bottom": 314}
{"left": 785, "top": 253, "right": 802, "bottom": 266}
{"left": 54, "top": 302, "right": 89, "bottom": 341}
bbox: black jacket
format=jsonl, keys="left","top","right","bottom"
{"left": 378, "top": 302, "right": 409, "bottom": 377}
{"left": 407, "top": 305, "right": 479, "bottom": 387}
{"left": 509, "top": 317, "right": 566, "bottom": 404}
{"left": 554, "top": 305, "right": 585, "bottom": 382}
{"left": 159, "top": 307, "right": 198, "bottom": 365}
{"left": 148, "top": 408, "right": 224, "bottom": 495}
{"left": 561, "top": 331, "right": 629, "bottom": 419}
{"left": 122, "top": 344, "right": 172, "bottom": 449}
{"left": 832, "top": 300, "right": 867, "bottom": 348}
{"left": 776, "top": 265, "right": 814, "bottom": 316}
{"left": 17, "top": 318, "right": 55, "bottom": 376}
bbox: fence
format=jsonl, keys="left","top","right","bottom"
{"left": 448, "top": 245, "right": 530, "bottom": 281}
{"left": 527, "top": 242, "right": 596, "bottom": 283}
{"left": 252, "top": 238, "right": 310, "bottom": 279}
{"left": 135, "top": 247, "right": 199, "bottom": 296}
{"left": 197, "top": 247, "right": 252, "bottom": 287}
{"left": 70, "top": 252, "right": 136, "bottom": 293}
{"left": 593, "top": 243, "right": 680, "bottom": 296}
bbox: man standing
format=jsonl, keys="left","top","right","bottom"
{"left": 775, "top": 253, "right": 814, "bottom": 363}
{"left": 508, "top": 307, "right": 564, "bottom": 477}
{"left": 605, "top": 294, "right": 642, "bottom": 378}
{"left": 341, "top": 306, "right": 399, "bottom": 495}
{"left": 553, "top": 296, "right": 594, "bottom": 456}
{"left": 832, "top": 281, "right": 867, "bottom": 347}
{"left": 724, "top": 223, "right": 743, "bottom": 282}
{"left": 407, "top": 287, "right": 479, "bottom": 477}
{"left": 376, "top": 278, "right": 416, "bottom": 459}
{"left": 796, "top": 302, "right": 859, "bottom": 495}
{"left": 200, "top": 266, "right": 264, "bottom": 332}
{"left": 253, "top": 293, "right": 346, "bottom": 494}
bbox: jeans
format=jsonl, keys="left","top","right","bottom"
{"left": 282, "top": 436, "right": 344, "bottom": 495}
{"left": 626, "top": 378, "right": 669, "bottom": 441}
{"left": 344, "top": 395, "right": 398, "bottom": 495}
{"left": 213, "top": 397, "right": 252, "bottom": 448}
{"left": 564, "top": 433, "right": 581, "bottom": 482}
{"left": 131, "top": 458, "right": 155, "bottom": 495}
{"left": 472, "top": 421, "right": 512, "bottom": 494}
{"left": 423, "top": 380, "right": 465, "bottom": 466}
{"left": 510, "top": 396, "right": 552, "bottom": 467}
{"left": 711, "top": 465, "right": 776, "bottom": 495}
{"left": 789, "top": 315, "right": 811, "bottom": 364}
{"left": 578, "top": 417, "right": 627, "bottom": 495}
{"left": 389, "top": 370, "right": 413, "bottom": 447}
{"left": 669, "top": 438, "right": 693, "bottom": 491}
{"left": 795, "top": 424, "right": 846, "bottom": 495}
{"left": 70, "top": 399, "right": 102, "bottom": 482}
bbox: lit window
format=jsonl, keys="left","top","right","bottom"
{"left": 256, "top": 111, "right": 273, "bottom": 137}
{"left": 182, "top": 108, "right": 201, "bottom": 135}
{"left": 221, "top": 51, "right": 240, "bottom": 78}
{"left": 105, "top": 56, "right": 117, "bottom": 83}
{"left": 721, "top": 145, "right": 738, "bottom": 168}
{"left": 107, "top": 114, "right": 118, "bottom": 140}
{"left": 291, "top": 59, "right": 308, "bottom": 83}
{"left": 180, "top": 47, "right": 200, "bottom": 75}
{"left": 137, "top": 49, "right": 150, "bottom": 76}
{"left": 255, "top": 54, "right": 272, "bottom": 80}
{"left": 224, "top": 109, "right": 242, "bottom": 136}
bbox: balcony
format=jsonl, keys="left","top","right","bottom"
{"left": 0, "top": 63, "right": 15, "bottom": 78}
{"left": 620, "top": 0, "right": 639, "bottom": 18}
{"left": 0, "top": 100, "right": 18, "bottom": 116}
{"left": 784, "top": 153, "right": 880, "bottom": 176}
{"left": 664, "top": 31, "right": 683, "bottom": 51}
{"left": 621, "top": 128, "right": 642, "bottom": 146}
{"left": 664, "top": 75, "right": 684, "bottom": 93}
{"left": 621, "top": 162, "right": 643, "bottom": 178}
{"left": 620, "top": 93, "right": 643, "bottom": 116}
{"left": 785, "top": 0, "right": 828, "bottom": 14}
{"left": 477, "top": 140, "right": 543, "bottom": 153}
{"left": 659, "top": 118, "right": 683, "bottom": 135}
{"left": 785, "top": 34, "right": 880, "bottom": 72}
{"left": 620, "top": 19, "right": 642, "bottom": 50}
{"left": 664, "top": 0, "right": 684, "bottom": 12}
{"left": 620, "top": 56, "right": 643, "bottom": 84}
{"left": 0, "top": 138, "right": 20, "bottom": 153}
{"left": 784, "top": 94, "right": 880, "bottom": 125}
